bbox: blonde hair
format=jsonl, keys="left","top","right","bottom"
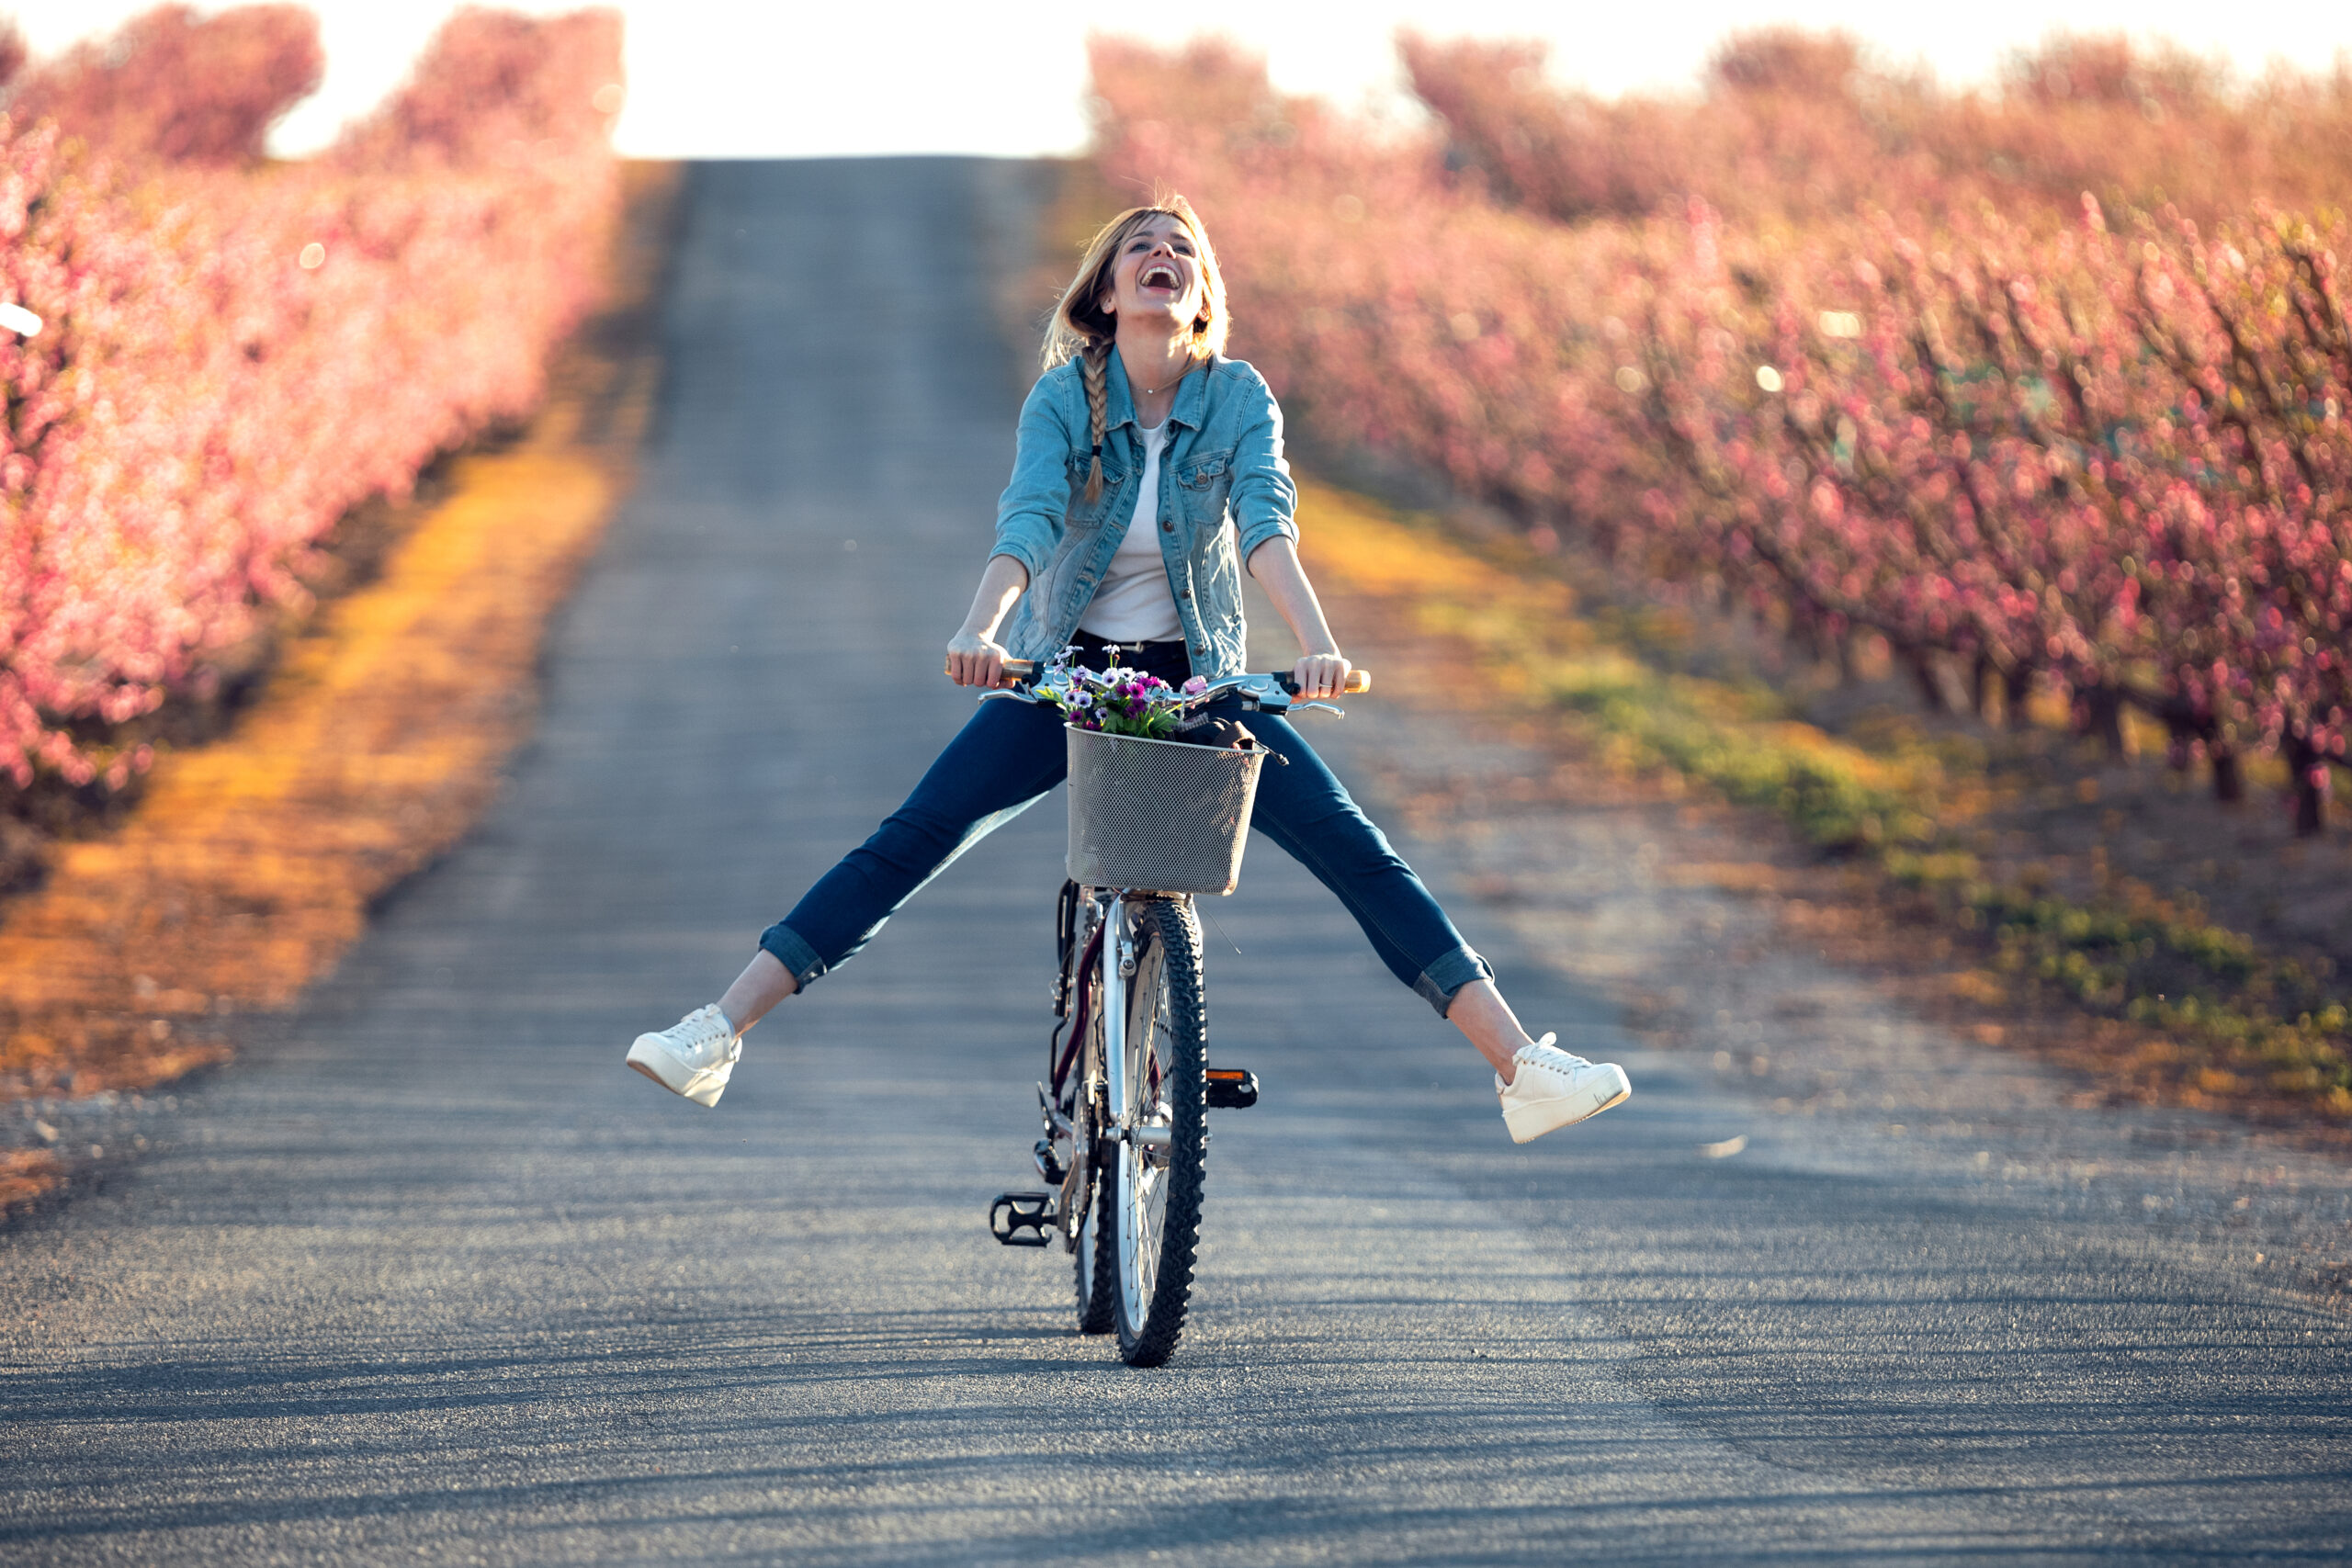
{"left": 1042, "top": 196, "right": 1229, "bottom": 504}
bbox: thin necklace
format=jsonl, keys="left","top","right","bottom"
{"left": 1137, "top": 355, "right": 1195, "bottom": 397}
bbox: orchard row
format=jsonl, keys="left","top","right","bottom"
{"left": 1091, "top": 38, "right": 2352, "bottom": 832}
{"left": 0, "top": 5, "right": 620, "bottom": 789}
{"left": 1403, "top": 29, "right": 2352, "bottom": 229}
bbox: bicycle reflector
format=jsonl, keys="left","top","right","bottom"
{"left": 1204, "top": 1067, "right": 1260, "bottom": 1110}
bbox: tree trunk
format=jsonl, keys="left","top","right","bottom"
{"left": 2295, "top": 770, "right": 2327, "bottom": 837}
{"left": 2003, "top": 665, "right": 2035, "bottom": 731}
{"left": 2157, "top": 693, "right": 2202, "bottom": 773}
{"left": 1970, "top": 653, "right": 1996, "bottom": 718}
{"left": 2287, "top": 731, "right": 2328, "bottom": 837}
{"left": 1792, "top": 613, "right": 1824, "bottom": 670}
{"left": 2081, "top": 684, "right": 2129, "bottom": 758}
{"left": 1905, "top": 648, "right": 1947, "bottom": 712}
{"left": 2212, "top": 747, "right": 2244, "bottom": 803}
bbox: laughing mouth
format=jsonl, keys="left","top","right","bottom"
{"left": 1139, "top": 263, "right": 1182, "bottom": 289}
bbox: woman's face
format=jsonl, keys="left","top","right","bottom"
{"left": 1100, "top": 214, "right": 1202, "bottom": 332}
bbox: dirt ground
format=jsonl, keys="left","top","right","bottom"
{"left": 1270, "top": 558, "right": 2352, "bottom": 1303}
{"left": 1712, "top": 608, "right": 2352, "bottom": 1011}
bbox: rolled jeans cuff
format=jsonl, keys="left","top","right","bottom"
{"left": 1412, "top": 944, "right": 1493, "bottom": 1018}
{"left": 758, "top": 922, "right": 828, "bottom": 988}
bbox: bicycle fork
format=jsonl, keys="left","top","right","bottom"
{"left": 1101, "top": 911, "right": 1168, "bottom": 1156}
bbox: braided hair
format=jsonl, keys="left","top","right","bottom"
{"left": 1077, "top": 344, "right": 1112, "bottom": 504}
{"left": 1040, "top": 194, "right": 1229, "bottom": 507}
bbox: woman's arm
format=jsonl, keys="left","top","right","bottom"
{"left": 1246, "top": 536, "right": 1352, "bottom": 699}
{"left": 945, "top": 554, "right": 1030, "bottom": 687}
{"left": 956, "top": 367, "right": 1074, "bottom": 689}
{"left": 1225, "top": 367, "right": 1301, "bottom": 567}
{"left": 990, "top": 374, "right": 1078, "bottom": 585}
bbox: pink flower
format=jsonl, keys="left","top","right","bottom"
{"left": 0, "top": 6, "right": 622, "bottom": 787}
{"left": 1086, "top": 37, "right": 2352, "bottom": 820}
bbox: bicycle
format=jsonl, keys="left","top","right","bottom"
{"left": 985, "top": 661, "right": 1370, "bottom": 1367}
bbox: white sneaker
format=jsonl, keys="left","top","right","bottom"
{"left": 1497, "top": 1033, "right": 1631, "bottom": 1143}
{"left": 626, "top": 1004, "right": 741, "bottom": 1109}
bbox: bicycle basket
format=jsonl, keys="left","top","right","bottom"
{"left": 1066, "top": 726, "right": 1266, "bottom": 895}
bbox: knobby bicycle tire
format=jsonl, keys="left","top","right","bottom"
{"left": 1073, "top": 1157, "right": 1118, "bottom": 1335}
{"left": 1113, "top": 897, "right": 1208, "bottom": 1368}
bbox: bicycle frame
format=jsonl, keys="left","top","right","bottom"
{"left": 1102, "top": 902, "right": 1128, "bottom": 1141}
{"left": 1046, "top": 890, "right": 1152, "bottom": 1164}
{"left": 988, "top": 656, "right": 1368, "bottom": 1360}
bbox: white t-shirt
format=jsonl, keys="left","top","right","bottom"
{"left": 1077, "top": 419, "right": 1184, "bottom": 643}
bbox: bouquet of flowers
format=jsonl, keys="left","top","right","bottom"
{"left": 1033, "top": 647, "right": 1210, "bottom": 739}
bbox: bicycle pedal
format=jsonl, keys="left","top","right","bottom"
{"left": 1205, "top": 1066, "right": 1260, "bottom": 1110}
{"left": 989, "top": 1190, "right": 1057, "bottom": 1247}
{"left": 1032, "top": 1136, "right": 1069, "bottom": 1185}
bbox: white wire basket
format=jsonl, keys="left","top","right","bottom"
{"left": 1065, "top": 725, "right": 1266, "bottom": 895}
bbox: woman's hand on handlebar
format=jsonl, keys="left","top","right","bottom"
{"left": 945, "top": 632, "right": 1012, "bottom": 688}
{"left": 1290, "top": 650, "right": 1353, "bottom": 701}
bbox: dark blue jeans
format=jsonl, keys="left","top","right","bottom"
{"left": 761, "top": 643, "right": 1491, "bottom": 1015}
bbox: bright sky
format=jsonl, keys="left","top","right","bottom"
{"left": 13, "top": 0, "right": 2352, "bottom": 158}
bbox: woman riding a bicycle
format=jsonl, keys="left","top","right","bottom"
{"left": 626, "top": 195, "right": 1629, "bottom": 1147}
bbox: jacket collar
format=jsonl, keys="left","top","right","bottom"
{"left": 1104, "top": 348, "right": 1215, "bottom": 436}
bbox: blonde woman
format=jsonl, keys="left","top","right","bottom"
{"left": 625, "top": 197, "right": 1630, "bottom": 1143}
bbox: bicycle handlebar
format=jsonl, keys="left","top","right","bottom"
{"left": 994, "top": 660, "right": 1370, "bottom": 695}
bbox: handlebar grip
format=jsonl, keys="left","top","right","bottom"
{"left": 1001, "top": 659, "right": 1037, "bottom": 680}
{"left": 1277, "top": 669, "right": 1374, "bottom": 695}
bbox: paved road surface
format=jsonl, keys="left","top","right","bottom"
{"left": 4, "top": 161, "right": 2349, "bottom": 1565}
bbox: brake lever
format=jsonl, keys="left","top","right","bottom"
{"left": 1209, "top": 673, "right": 1295, "bottom": 710}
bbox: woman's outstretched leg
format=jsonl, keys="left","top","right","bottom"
{"left": 626, "top": 695, "right": 1068, "bottom": 1106}
{"left": 720, "top": 948, "right": 798, "bottom": 1032}
{"left": 1241, "top": 708, "right": 1631, "bottom": 1140}
{"left": 1445, "top": 978, "right": 1535, "bottom": 1079}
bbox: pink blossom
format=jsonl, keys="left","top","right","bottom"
{"left": 0, "top": 6, "right": 622, "bottom": 787}
{"left": 1089, "top": 37, "right": 2352, "bottom": 821}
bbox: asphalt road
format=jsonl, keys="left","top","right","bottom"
{"left": 3, "top": 160, "right": 2349, "bottom": 1566}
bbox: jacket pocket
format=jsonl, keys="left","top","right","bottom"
{"left": 1174, "top": 449, "right": 1233, "bottom": 524}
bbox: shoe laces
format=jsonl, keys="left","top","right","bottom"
{"left": 679, "top": 1003, "right": 739, "bottom": 1055}
{"left": 1513, "top": 1032, "right": 1593, "bottom": 1074}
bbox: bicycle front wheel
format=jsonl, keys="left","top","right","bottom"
{"left": 1111, "top": 897, "right": 1208, "bottom": 1367}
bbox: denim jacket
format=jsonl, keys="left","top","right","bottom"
{"left": 989, "top": 351, "right": 1298, "bottom": 678}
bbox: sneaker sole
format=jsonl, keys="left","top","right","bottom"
{"left": 626, "top": 1037, "right": 731, "bottom": 1109}
{"left": 1502, "top": 1066, "right": 1632, "bottom": 1144}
